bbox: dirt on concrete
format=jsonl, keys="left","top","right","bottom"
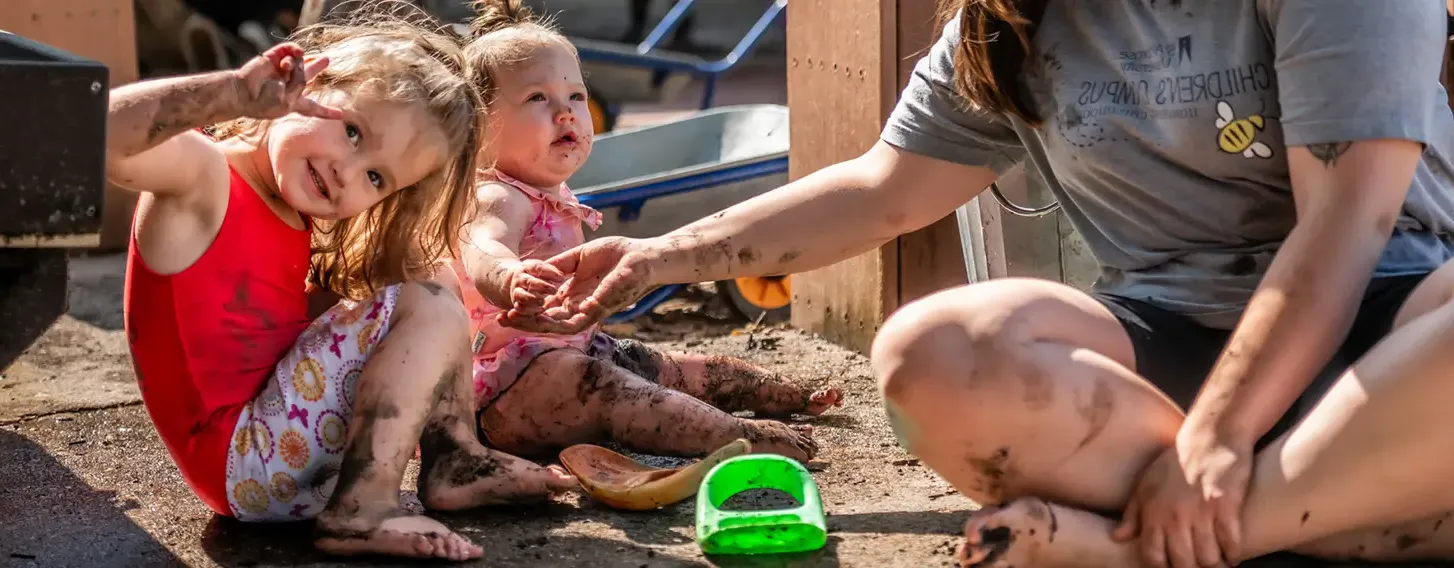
{"left": 0, "top": 255, "right": 971, "bottom": 568}
{"left": 0, "top": 255, "right": 1390, "bottom": 568}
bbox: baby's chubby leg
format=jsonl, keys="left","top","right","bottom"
{"left": 601, "top": 338, "right": 843, "bottom": 417}
{"left": 482, "top": 349, "right": 819, "bottom": 462}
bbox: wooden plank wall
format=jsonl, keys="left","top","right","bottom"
{"left": 787, "top": 0, "right": 967, "bottom": 354}
{"left": 1, "top": 0, "right": 140, "bottom": 250}
{"left": 894, "top": 0, "right": 971, "bottom": 305}
{"left": 785, "top": 0, "right": 900, "bottom": 355}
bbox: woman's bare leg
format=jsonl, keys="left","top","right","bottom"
{"left": 603, "top": 339, "right": 842, "bottom": 416}
{"left": 871, "top": 278, "right": 1183, "bottom": 511}
{"left": 876, "top": 265, "right": 1454, "bottom": 567}
{"left": 481, "top": 349, "right": 818, "bottom": 461}
{"left": 1232, "top": 261, "right": 1454, "bottom": 561}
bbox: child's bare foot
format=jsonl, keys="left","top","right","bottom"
{"left": 804, "top": 387, "right": 844, "bottom": 415}
{"left": 419, "top": 430, "right": 579, "bottom": 510}
{"left": 750, "top": 384, "right": 845, "bottom": 418}
{"left": 315, "top": 507, "right": 481, "bottom": 561}
{"left": 662, "top": 354, "right": 843, "bottom": 417}
{"left": 741, "top": 419, "right": 818, "bottom": 462}
{"left": 956, "top": 497, "right": 1134, "bottom": 568}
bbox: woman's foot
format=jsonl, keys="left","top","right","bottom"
{"left": 419, "top": 438, "right": 578, "bottom": 510}
{"left": 741, "top": 419, "right": 818, "bottom": 462}
{"left": 957, "top": 497, "right": 1134, "bottom": 567}
{"left": 315, "top": 507, "right": 481, "bottom": 561}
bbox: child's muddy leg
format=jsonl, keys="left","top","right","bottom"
{"left": 312, "top": 282, "right": 481, "bottom": 560}
{"left": 414, "top": 351, "right": 577, "bottom": 511}
{"left": 604, "top": 339, "right": 841, "bottom": 416}
{"left": 483, "top": 349, "right": 818, "bottom": 461}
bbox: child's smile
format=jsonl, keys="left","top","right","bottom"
{"left": 307, "top": 159, "right": 333, "bottom": 202}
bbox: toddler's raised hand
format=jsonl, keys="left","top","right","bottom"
{"left": 233, "top": 43, "right": 344, "bottom": 121}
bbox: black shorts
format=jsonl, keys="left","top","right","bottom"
{"left": 1095, "top": 275, "right": 1427, "bottom": 448}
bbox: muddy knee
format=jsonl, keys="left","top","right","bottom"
{"left": 395, "top": 281, "right": 470, "bottom": 339}
{"left": 607, "top": 339, "right": 661, "bottom": 382}
{"left": 874, "top": 285, "right": 1046, "bottom": 397}
{"left": 871, "top": 285, "right": 1059, "bottom": 450}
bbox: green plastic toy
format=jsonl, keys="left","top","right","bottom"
{"left": 694, "top": 454, "right": 828, "bottom": 555}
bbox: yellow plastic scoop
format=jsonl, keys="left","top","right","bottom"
{"left": 559, "top": 439, "right": 753, "bottom": 511}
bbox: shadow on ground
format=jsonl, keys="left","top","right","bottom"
{"left": 0, "top": 428, "right": 184, "bottom": 567}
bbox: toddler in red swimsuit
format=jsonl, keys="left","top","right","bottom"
{"left": 115, "top": 11, "right": 571, "bottom": 561}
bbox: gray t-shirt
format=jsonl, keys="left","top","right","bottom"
{"left": 883, "top": 0, "right": 1454, "bottom": 329}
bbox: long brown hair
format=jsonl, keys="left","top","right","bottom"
{"left": 936, "top": 0, "right": 1043, "bottom": 124}
{"left": 213, "top": 3, "right": 483, "bottom": 299}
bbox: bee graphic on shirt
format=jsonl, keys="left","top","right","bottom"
{"left": 1214, "top": 100, "right": 1273, "bottom": 159}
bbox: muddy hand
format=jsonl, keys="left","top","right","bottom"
{"left": 233, "top": 42, "right": 343, "bottom": 120}
{"left": 511, "top": 259, "right": 568, "bottom": 308}
{"left": 547, "top": 237, "right": 658, "bottom": 328}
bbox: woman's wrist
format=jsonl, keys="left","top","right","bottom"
{"left": 636, "top": 236, "right": 687, "bottom": 287}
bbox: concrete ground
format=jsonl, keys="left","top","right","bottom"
{"left": 0, "top": 259, "right": 1400, "bottom": 568}
{"left": 1, "top": 256, "right": 970, "bottom": 568}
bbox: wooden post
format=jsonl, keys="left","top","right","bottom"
{"left": 1, "top": 0, "right": 140, "bottom": 250}
{"left": 787, "top": 0, "right": 969, "bottom": 354}
{"left": 786, "top": 0, "right": 900, "bottom": 354}
{"left": 894, "top": 0, "right": 972, "bottom": 305}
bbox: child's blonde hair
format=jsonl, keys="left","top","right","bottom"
{"left": 213, "top": 3, "right": 483, "bottom": 299}
{"left": 462, "top": 0, "right": 576, "bottom": 106}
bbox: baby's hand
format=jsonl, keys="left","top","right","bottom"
{"left": 233, "top": 43, "right": 343, "bottom": 121}
{"left": 503, "top": 259, "right": 567, "bottom": 314}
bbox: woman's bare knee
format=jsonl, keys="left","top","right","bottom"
{"left": 870, "top": 281, "right": 1074, "bottom": 465}
{"left": 872, "top": 279, "right": 1128, "bottom": 408}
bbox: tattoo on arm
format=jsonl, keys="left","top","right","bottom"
{"left": 1306, "top": 141, "right": 1353, "bottom": 168}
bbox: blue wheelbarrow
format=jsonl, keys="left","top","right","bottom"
{"left": 569, "top": 104, "right": 792, "bottom": 323}
{"left": 571, "top": 0, "right": 787, "bottom": 134}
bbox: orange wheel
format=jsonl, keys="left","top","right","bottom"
{"left": 588, "top": 92, "right": 613, "bottom": 134}
{"left": 719, "top": 275, "right": 792, "bottom": 323}
{"left": 732, "top": 275, "right": 792, "bottom": 310}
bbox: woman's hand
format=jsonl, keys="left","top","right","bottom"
{"left": 498, "top": 237, "right": 657, "bottom": 334}
{"left": 233, "top": 43, "right": 342, "bottom": 120}
{"left": 1113, "top": 425, "right": 1253, "bottom": 568}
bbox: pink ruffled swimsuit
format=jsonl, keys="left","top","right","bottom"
{"left": 452, "top": 170, "right": 607, "bottom": 406}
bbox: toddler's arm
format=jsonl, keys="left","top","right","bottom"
{"left": 105, "top": 69, "right": 240, "bottom": 198}
{"left": 460, "top": 180, "right": 560, "bottom": 309}
{"left": 106, "top": 43, "right": 336, "bottom": 198}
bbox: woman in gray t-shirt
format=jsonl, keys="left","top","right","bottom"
{"left": 505, "top": 1, "right": 1454, "bottom": 566}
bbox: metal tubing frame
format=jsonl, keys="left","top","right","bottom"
{"left": 574, "top": 0, "right": 787, "bottom": 109}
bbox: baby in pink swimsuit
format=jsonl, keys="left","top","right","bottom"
{"left": 450, "top": 0, "right": 840, "bottom": 463}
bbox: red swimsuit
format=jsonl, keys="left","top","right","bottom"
{"left": 123, "top": 166, "right": 312, "bottom": 516}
